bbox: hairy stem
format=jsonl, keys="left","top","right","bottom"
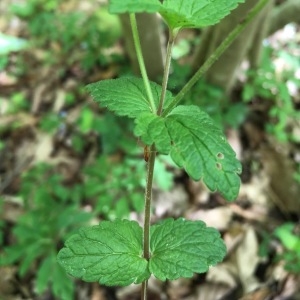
{"left": 143, "top": 144, "right": 156, "bottom": 259}
{"left": 130, "top": 13, "right": 156, "bottom": 113}
{"left": 157, "top": 28, "right": 177, "bottom": 115}
{"left": 141, "top": 144, "right": 156, "bottom": 300}
{"left": 162, "top": 0, "right": 269, "bottom": 117}
{"left": 140, "top": 25, "right": 177, "bottom": 300}
{"left": 141, "top": 280, "right": 148, "bottom": 300}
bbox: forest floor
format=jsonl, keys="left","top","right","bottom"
{"left": 0, "top": 1, "right": 300, "bottom": 300}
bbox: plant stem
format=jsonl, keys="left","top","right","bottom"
{"left": 130, "top": 13, "right": 156, "bottom": 113}
{"left": 162, "top": 0, "right": 269, "bottom": 117}
{"left": 140, "top": 26, "right": 177, "bottom": 300}
{"left": 141, "top": 144, "right": 156, "bottom": 300}
{"left": 143, "top": 144, "right": 156, "bottom": 259}
{"left": 141, "top": 280, "right": 148, "bottom": 300}
{"left": 157, "top": 28, "right": 177, "bottom": 116}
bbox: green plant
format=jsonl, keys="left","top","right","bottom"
{"left": 0, "top": 164, "right": 92, "bottom": 299}
{"left": 57, "top": 1, "right": 268, "bottom": 299}
{"left": 10, "top": 1, "right": 121, "bottom": 69}
{"left": 243, "top": 45, "right": 300, "bottom": 143}
{"left": 7, "top": 92, "right": 29, "bottom": 114}
{"left": 82, "top": 155, "right": 174, "bottom": 220}
{"left": 274, "top": 223, "right": 300, "bottom": 273}
{"left": 185, "top": 79, "right": 248, "bottom": 128}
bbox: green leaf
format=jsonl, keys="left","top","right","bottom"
{"left": 77, "top": 107, "right": 95, "bottom": 133}
{"left": 154, "top": 156, "right": 174, "bottom": 191}
{"left": 19, "top": 241, "right": 45, "bottom": 276}
{"left": 135, "top": 105, "right": 241, "bottom": 200}
{"left": 134, "top": 112, "right": 158, "bottom": 144}
{"left": 86, "top": 77, "right": 173, "bottom": 118}
{"left": 57, "top": 219, "right": 150, "bottom": 286}
{"left": 36, "top": 256, "right": 53, "bottom": 293}
{"left": 159, "top": 0, "right": 245, "bottom": 29}
{"left": 52, "top": 263, "right": 75, "bottom": 300}
{"left": 108, "top": 0, "right": 245, "bottom": 29}
{"left": 109, "top": 0, "right": 161, "bottom": 14}
{"left": 35, "top": 253, "right": 75, "bottom": 299}
{"left": 149, "top": 218, "right": 226, "bottom": 280}
{"left": 135, "top": 113, "right": 172, "bottom": 153}
{"left": 275, "top": 223, "right": 300, "bottom": 251}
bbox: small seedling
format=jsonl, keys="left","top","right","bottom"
{"left": 0, "top": 164, "right": 92, "bottom": 299}
{"left": 57, "top": 1, "right": 268, "bottom": 299}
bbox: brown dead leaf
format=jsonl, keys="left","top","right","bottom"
{"left": 196, "top": 282, "right": 236, "bottom": 300}
{"left": 0, "top": 113, "right": 37, "bottom": 128}
{"left": 53, "top": 89, "right": 66, "bottom": 112}
{"left": 0, "top": 266, "right": 17, "bottom": 296}
{"left": 239, "top": 285, "right": 275, "bottom": 300}
{"left": 34, "top": 132, "right": 53, "bottom": 162}
{"left": 259, "top": 142, "right": 300, "bottom": 214}
{"left": 167, "top": 277, "right": 192, "bottom": 300}
{"left": 153, "top": 185, "right": 188, "bottom": 218}
{"left": 207, "top": 263, "right": 238, "bottom": 288}
{"left": 91, "top": 282, "right": 107, "bottom": 300}
{"left": 1, "top": 196, "right": 23, "bottom": 223}
{"left": 187, "top": 180, "right": 210, "bottom": 205}
{"left": 187, "top": 206, "right": 233, "bottom": 231}
{"left": 238, "top": 171, "right": 269, "bottom": 208}
{"left": 273, "top": 274, "right": 300, "bottom": 300}
{"left": 236, "top": 226, "right": 260, "bottom": 293}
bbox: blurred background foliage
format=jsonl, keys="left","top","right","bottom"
{"left": 0, "top": 0, "right": 300, "bottom": 299}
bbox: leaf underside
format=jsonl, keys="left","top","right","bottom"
{"left": 109, "top": 0, "right": 245, "bottom": 29}
{"left": 135, "top": 105, "right": 242, "bottom": 200}
{"left": 58, "top": 218, "right": 226, "bottom": 285}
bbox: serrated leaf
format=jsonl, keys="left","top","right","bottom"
{"left": 108, "top": 0, "right": 244, "bottom": 30}
{"left": 149, "top": 218, "right": 226, "bottom": 280}
{"left": 86, "top": 77, "right": 173, "bottom": 119}
{"left": 109, "top": 0, "right": 161, "bottom": 14}
{"left": 167, "top": 106, "right": 242, "bottom": 200}
{"left": 57, "top": 219, "right": 150, "bottom": 286}
{"left": 135, "top": 105, "right": 241, "bottom": 200}
{"left": 135, "top": 113, "right": 171, "bottom": 153}
{"left": 159, "top": 0, "right": 245, "bottom": 29}
{"left": 134, "top": 112, "right": 157, "bottom": 144}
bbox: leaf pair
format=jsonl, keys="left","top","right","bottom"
{"left": 87, "top": 78, "right": 241, "bottom": 200}
{"left": 109, "top": 0, "right": 245, "bottom": 30}
{"left": 57, "top": 219, "right": 226, "bottom": 286}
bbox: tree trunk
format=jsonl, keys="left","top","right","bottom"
{"left": 268, "top": 0, "right": 300, "bottom": 35}
{"left": 192, "top": 0, "right": 274, "bottom": 94}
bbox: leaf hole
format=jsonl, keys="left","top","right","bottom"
{"left": 216, "top": 152, "right": 224, "bottom": 159}
{"left": 216, "top": 162, "right": 222, "bottom": 170}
